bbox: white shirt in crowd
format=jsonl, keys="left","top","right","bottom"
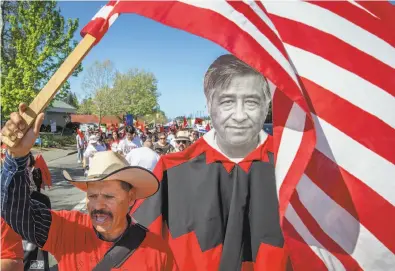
{"left": 84, "top": 131, "right": 90, "bottom": 143}
{"left": 167, "top": 134, "right": 176, "bottom": 148}
{"left": 84, "top": 143, "right": 107, "bottom": 168}
{"left": 110, "top": 141, "right": 120, "bottom": 152}
{"left": 125, "top": 147, "right": 160, "bottom": 172}
{"left": 117, "top": 137, "right": 143, "bottom": 156}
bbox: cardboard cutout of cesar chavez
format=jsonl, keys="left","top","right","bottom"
{"left": 131, "top": 54, "right": 291, "bottom": 271}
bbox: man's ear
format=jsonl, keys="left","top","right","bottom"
{"left": 128, "top": 188, "right": 136, "bottom": 206}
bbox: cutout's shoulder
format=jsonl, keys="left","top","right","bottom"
{"left": 159, "top": 139, "right": 209, "bottom": 172}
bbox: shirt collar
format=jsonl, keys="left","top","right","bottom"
{"left": 202, "top": 128, "right": 271, "bottom": 173}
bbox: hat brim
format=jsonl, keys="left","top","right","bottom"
{"left": 175, "top": 137, "right": 190, "bottom": 142}
{"left": 62, "top": 166, "right": 159, "bottom": 200}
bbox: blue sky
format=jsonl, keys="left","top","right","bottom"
{"left": 58, "top": 1, "right": 228, "bottom": 119}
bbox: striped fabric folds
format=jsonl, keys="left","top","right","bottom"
{"left": 81, "top": 1, "right": 395, "bottom": 270}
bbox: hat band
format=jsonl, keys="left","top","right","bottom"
{"left": 86, "top": 174, "right": 108, "bottom": 180}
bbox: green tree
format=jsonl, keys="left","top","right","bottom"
{"left": 81, "top": 60, "right": 116, "bottom": 124}
{"left": 140, "top": 109, "right": 168, "bottom": 124}
{"left": 59, "top": 90, "right": 79, "bottom": 109}
{"left": 1, "top": 0, "right": 82, "bottom": 117}
{"left": 113, "top": 69, "right": 160, "bottom": 117}
{"left": 78, "top": 97, "right": 94, "bottom": 115}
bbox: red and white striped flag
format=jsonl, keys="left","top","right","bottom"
{"left": 81, "top": 1, "right": 395, "bottom": 270}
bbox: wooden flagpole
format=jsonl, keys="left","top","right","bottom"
{"left": 2, "top": 34, "right": 97, "bottom": 148}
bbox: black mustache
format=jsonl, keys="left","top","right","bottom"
{"left": 91, "top": 209, "right": 113, "bottom": 218}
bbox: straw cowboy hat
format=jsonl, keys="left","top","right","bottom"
{"left": 62, "top": 151, "right": 159, "bottom": 199}
{"left": 175, "top": 130, "right": 191, "bottom": 142}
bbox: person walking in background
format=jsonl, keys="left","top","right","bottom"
{"left": 126, "top": 141, "right": 160, "bottom": 172}
{"left": 190, "top": 130, "right": 199, "bottom": 144}
{"left": 76, "top": 129, "right": 85, "bottom": 164}
{"left": 109, "top": 131, "right": 121, "bottom": 153}
{"left": 117, "top": 126, "right": 142, "bottom": 156}
{"left": 153, "top": 132, "right": 174, "bottom": 156}
{"left": 174, "top": 130, "right": 191, "bottom": 152}
{"left": 83, "top": 135, "right": 107, "bottom": 175}
{"left": 84, "top": 128, "right": 92, "bottom": 147}
{"left": 143, "top": 139, "right": 154, "bottom": 150}
{"left": 167, "top": 129, "right": 176, "bottom": 148}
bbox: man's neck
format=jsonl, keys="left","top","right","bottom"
{"left": 215, "top": 134, "right": 259, "bottom": 159}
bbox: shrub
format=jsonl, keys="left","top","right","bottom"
{"left": 38, "top": 134, "right": 76, "bottom": 148}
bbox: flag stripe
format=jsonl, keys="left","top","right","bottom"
{"left": 306, "top": 150, "right": 395, "bottom": 254}
{"left": 356, "top": 1, "right": 395, "bottom": 26}
{"left": 177, "top": 0, "right": 299, "bottom": 87}
{"left": 272, "top": 90, "right": 294, "bottom": 164}
{"left": 313, "top": 114, "right": 395, "bottom": 207}
{"left": 242, "top": 0, "right": 279, "bottom": 37}
{"left": 282, "top": 218, "right": 330, "bottom": 271}
{"left": 285, "top": 44, "right": 395, "bottom": 129}
{"left": 285, "top": 204, "right": 351, "bottom": 270}
{"left": 265, "top": 1, "right": 395, "bottom": 68}
{"left": 309, "top": 1, "right": 395, "bottom": 47}
{"left": 275, "top": 102, "right": 305, "bottom": 194}
{"left": 290, "top": 192, "right": 363, "bottom": 270}
{"left": 226, "top": 1, "right": 288, "bottom": 58}
{"left": 271, "top": 15, "right": 395, "bottom": 97}
{"left": 301, "top": 77, "right": 395, "bottom": 164}
{"left": 92, "top": 4, "right": 114, "bottom": 20}
{"left": 297, "top": 175, "right": 395, "bottom": 270}
{"left": 277, "top": 115, "right": 315, "bottom": 220}
{"left": 347, "top": 0, "right": 380, "bottom": 18}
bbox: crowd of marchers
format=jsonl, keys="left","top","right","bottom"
{"left": 76, "top": 125, "right": 201, "bottom": 172}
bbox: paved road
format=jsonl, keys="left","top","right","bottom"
{"left": 41, "top": 153, "right": 86, "bottom": 211}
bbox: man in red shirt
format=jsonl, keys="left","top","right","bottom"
{"left": 0, "top": 218, "right": 23, "bottom": 271}
{"left": 1, "top": 106, "right": 178, "bottom": 271}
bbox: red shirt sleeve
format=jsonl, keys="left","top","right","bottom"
{"left": 1, "top": 218, "right": 23, "bottom": 259}
{"left": 42, "top": 210, "right": 83, "bottom": 257}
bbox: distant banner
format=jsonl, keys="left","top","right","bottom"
{"left": 125, "top": 114, "right": 133, "bottom": 126}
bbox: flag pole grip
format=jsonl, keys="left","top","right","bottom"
{"left": 2, "top": 34, "right": 97, "bottom": 148}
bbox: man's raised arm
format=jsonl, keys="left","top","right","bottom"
{"left": 0, "top": 103, "right": 50, "bottom": 248}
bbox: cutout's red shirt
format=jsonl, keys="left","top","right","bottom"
{"left": 43, "top": 210, "right": 178, "bottom": 271}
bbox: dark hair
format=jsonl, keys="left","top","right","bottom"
{"left": 158, "top": 132, "right": 166, "bottom": 138}
{"left": 120, "top": 181, "right": 133, "bottom": 192}
{"left": 124, "top": 126, "right": 136, "bottom": 134}
{"left": 204, "top": 54, "right": 270, "bottom": 109}
{"left": 28, "top": 153, "right": 35, "bottom": 168}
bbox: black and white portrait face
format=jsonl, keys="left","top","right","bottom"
{"left": 209, "top": 74, "right": 267, "bottom": 146}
